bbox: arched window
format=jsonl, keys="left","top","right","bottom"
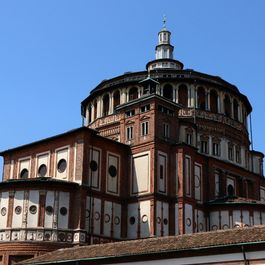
{"left": 94, "top": 100, "right": 97, "bottom": 120}
{"left": 163, "top": 84, "right": 173, "bottom": 100}
{"left": 113, "top": 90, "right": 120, "bottom": 109}
{"left": 210, "top": 90, "right": 218, "bottom": 113}
{"left": 233, "top": 98, "right": 239, "bottom": 121}
{"left": 224, "top": 95, "right": 231, "bottom": 118}
{"left": 197, "top": 86, "right": 206, "bottom": 110}
{"left": 227, "top": 184, "right": 234, "bottom": 197}
{"left": 178, "top": 84, "right": 188, "bottom": 107}
{"left": 129, "top": 87, "right": 138, "bottom": 101}
{"left": 102, "top": 94, "right": 109, "bottom": 116}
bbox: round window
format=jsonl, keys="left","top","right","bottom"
{"left": 163, "top": 218, "right": 168, "bottom": 225}
{"left": 29, "top": 205, "right": 37, "bottom": 214}
{"left": 114, "top": 216, "right": 120, "bottom": 225}
{"left": 38, "top": 164, "right": 47, "bottom": 177}
{"left": 1, "top": 207, "right": 6, "bottom": 216}
{"left": 57, "top": 159, "right": 67, "bottom": 173}
{"left": 15, "top": 206, "right": 22, "bottom": 215}
{"left": 90, "top": 160, "right": 98, "bottom": 171}
{"left": 142, "top": 215, "right": 148, "bottom": 223}
{"left": 60, "top": 207, "right": 67, "bottom": 216}
{"left": 20, "top": 168, "right": 29, "bottom": 179}
{"left": 45, "top": 206, "right": 54, "bottom": 215}
{"left": 108, "top": 165, "right": 117, "bottom": 177}
{"left": 186, "top": 218, "right": 191, "bottom": 227}
{"left": 129, "top": 216, "right": 136, "bottom": 225}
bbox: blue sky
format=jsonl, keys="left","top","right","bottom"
{"left": 0, "top": 0, "right": 265, "bottom": 177}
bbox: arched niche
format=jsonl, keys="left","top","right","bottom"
{"left": 224, "top": 94, "right": 231, "bottom": 118}
{"left": 210, "top": 89, "right": 218, "bottom": 113}
{"left": 113, "top": 90, "right": 120, "bottom": 109}
{"left": 197, "top": 86, "right": 206, "bottom": 110}
{"left": 163, "top": 84, "right": 173, "bottom": 100}
{"left": 129, "top": 87, "right": 138, "bottom": 101}
{"left": 102, "top": 94, "right": 110, "bottom": 116}
{"left": 178, "top": 84, "right": 188, "bottom": 107}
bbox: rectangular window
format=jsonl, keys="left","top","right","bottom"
{"left": 140, "top": 104, "right": 150, "bottom": 113}
{"left": 200, "top": 141, "right": 208, "bottom": 154}
{"left": 228, "top": 145, "right": 234, "bottom": 161}
{"left": 125, "top": 110, "right": 135, "bottom": 117}
{"left": 212, "top": 143, "right": 220, "bottom": 156}
{"left": 126, "top": 127, "right": 133, "bottom": 140}
{"left": 235, "top": 147, "right": 241, "bottom": 163}
{"left": 141, "top": 121, "right": 149, "bottom": 136}
{"left": 186, "top": 133, "right": 193, "bottom": 145}
{"left": 163, "top": 123, "right": 170, "bottom": 138}
{"left": 160, "top": 165, "right": 164, "bottom": 179}
{"left": 215, "top": 172, "right": 220, "bottom": 197}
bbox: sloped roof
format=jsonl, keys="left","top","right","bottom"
{"left": 20, "top": 225, "right": 265, "bottom": 264}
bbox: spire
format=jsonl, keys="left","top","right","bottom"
{"left": 146, "top": 19, "right": 184, "bottom": 71}
{"left": 156, "top": 16, "right": 173, "bottom": 60}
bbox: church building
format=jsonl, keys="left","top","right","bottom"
{"left": 0, "top": 22, "right": 264, "bottom": 265}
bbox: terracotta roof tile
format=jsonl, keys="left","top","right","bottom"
{"left": 20, "top": 225, "right": 265, "bottom": 265}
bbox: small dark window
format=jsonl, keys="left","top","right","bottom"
{"left": 29, "top": 205, "right": 37, "bottom": 214}
{"left": 90, "top": 160, "right": 98, "bottom": 171}
{"left": 163, "top": 218, "right": 168, "bottom": 225}
{"left": 38, "top": 164, "right": 47, "bottom": 177}
{"left": 15, "top": 206, "right": 22, "bottom": 215}
{"left": 129, "top": 216, "right": 136, "bottom": 225}
{"left": 57, "top": 159, "right": 67, "bottom": 173}
{"left": 20, "top": 168, "right": 29, "bottom": 179}
{"left": 60, "top": 207, "right": 67, "bottom": 216}
{"left": 227, "top": 184, "right": 234, "bottom": 197}
{"left": 160, "top": 165, "right": 164, "bottom": 179}
{"left": 45, "top": 206, "right": 53, "bottom": 215}
{"left": 108, "top": 165, "right": 117, "bottom": 177}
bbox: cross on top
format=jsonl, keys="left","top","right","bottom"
{"left": 163, "top": 15, "right": 167, "bottom": 28}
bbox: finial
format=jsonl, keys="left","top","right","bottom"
{"left": 163, "top": 15, "right": 167, "bottom": 29}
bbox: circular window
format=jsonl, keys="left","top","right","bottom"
{"left": 186, "top": 218, "right": 191, "bottom": 227}
{"left": 114, "top": 216, "right": 120, "bottom": 225}
{"left": 90, "top": 160, "right": 98, "bottom": 171}
{"left": 15, "top": 206, "right": 22, "bottom": 215}
{"left": 57, "top": 159, "right": 67, "bottom": 173}
{"left": 163, "top": 218, "right": 168, "bottom": 225}
{"left": 1, "top": 207, "right": 6, "bottom": 216}
{"left": 94, "top": 211, "right": 100, "bottom": 221}
{"left": 222, "top": 224, "right": 229, "bottom": 229}
{"left": 129, "top": 216, "right": 136, "bottom": 225}
{"left": 60, "top": 207, "right": 67, "bottom": 216}
{"left": 45, "top": 206, "right": 53, "bottom": 215}
{"left": 108, "top": 165, "right": 117, "bottom": 177}
{"left": 211, "top": 225, "right": 218, "bottom": 230}
{"left": 142, "top": 215, "right": 148, "bottom": 223}
{"left": 29, "top": 205, "right": 37, "bottom": 214}
{"left": 38, "top": 164, "right": 47, "bottom": 177}
{"left": 20, "top": 168, "right": 29, "bottom": 179}
{"left": 104, "top": 214, "right": 110, "bottom": 223}
{"left": 157, "top": 217, "right": 161, "bottom": 224}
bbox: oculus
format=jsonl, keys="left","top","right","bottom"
{"left": 38, "top": 164, "right": 47, "bottom": 177}
{"left": 90, "top": 160, "right": 98, "bottom": 171}
{"left": 108, "top": 165, "right": 117, "bottom": 177}
{"left": 57, "top": 159, "right": 67, "bottom": 173}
